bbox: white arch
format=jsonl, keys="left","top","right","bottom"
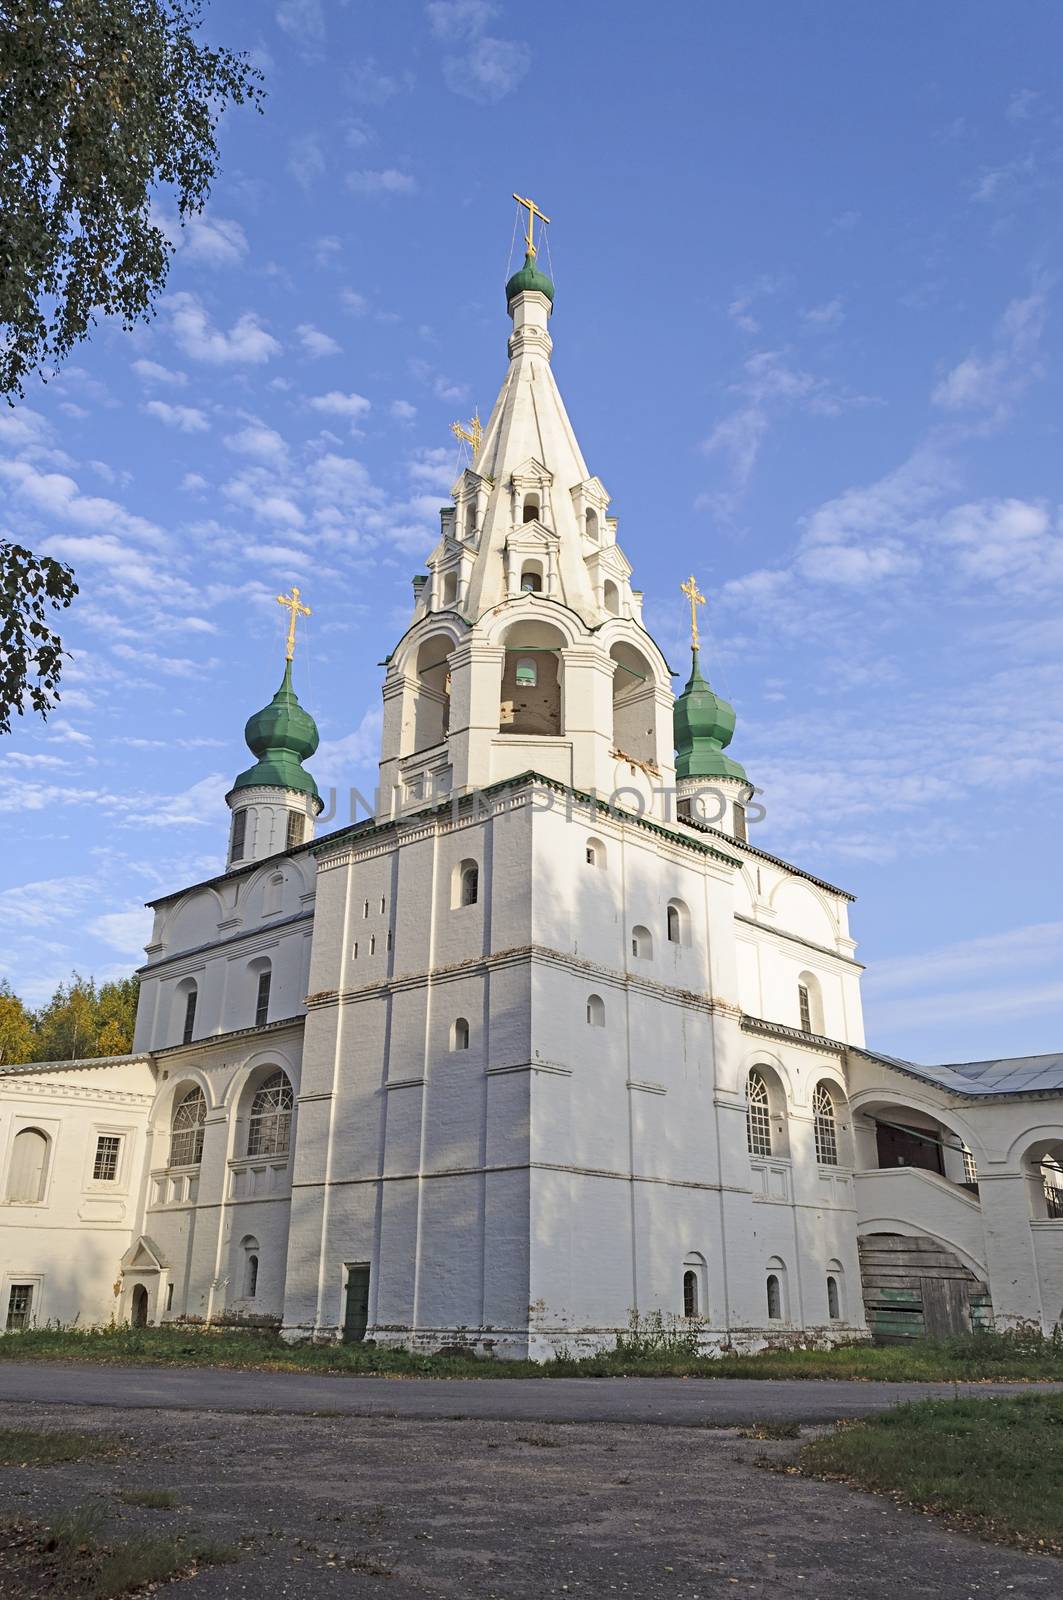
{"left": 594, "top": 617, "right": 672, "bottom": 690}
{"left": 1003, "top": 1121, "right": 1063, "bottom": 1168}
{"left": 388, "top": 614, "right": 469, "bottom": 678}
{"left": 849, "top": 1087, "right": 988, "bottom": 1167}
{"left": 857, "top": 1218, "right": 987, "bottom": 1281}
{"left": 484, "top": 599, "right": 586, "bottom": 650}
{"left": 220, "top": 1046, "right": 299, "bottom": 1109}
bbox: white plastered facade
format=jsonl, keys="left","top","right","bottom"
{"left": 3, "top": 259, "right": 1062, "bottom": 1351}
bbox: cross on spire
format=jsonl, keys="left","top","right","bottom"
{"left": 680, "top": 574, "right": 706, "bottom": 651}
{"left": 276, "top": 585, "right": 311, "bottom": 662}
{"left": 513, "top": 192, "right": 551, "bottom": 258}
{"left": 450, "top": 409, "right": 483, "bottom": 457}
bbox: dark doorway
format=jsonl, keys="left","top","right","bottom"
{"left": 131, "top": 1285, "right": 149, "bottom": 1328}
{"left": 343, "top": 1264, "right": 371, "bottom": 1344}
{"left": 875, "top": 1119, "right": 944, "bottom": 1175}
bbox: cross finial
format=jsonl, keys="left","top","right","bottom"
{"left": 680, "top": 574, "right": 706, "bottom": 651}
{"left": 513, "top": 192, "right": 551, "bottom": 259}
{"left": 450, "top": 409, "right": 483, "bottom": 457}
{"left": 276, "top": 585, "right": 311, "bottom": 662}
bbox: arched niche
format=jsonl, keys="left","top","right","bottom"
{"left": 411, "top": 634, "right": 452, "bottom": 753}
{"left": 499, "top": 619, "right": 565, "bottom": 737}
{"left": 610, "top": 641, "right": 658, "bottom": 765}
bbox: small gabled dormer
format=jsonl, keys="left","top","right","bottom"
{"left": 509, "top": 457, "right": 554, "bottom": 531}
{"left": 571, "top": 476, "right": 611, "bottom": 548}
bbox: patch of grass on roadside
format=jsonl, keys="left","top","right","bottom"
{"left": 739, "top": 1420, "right": 801, "bottom": 1440}
{"left": 0, "top": 1427, "right": 118, "bottom": 1467}
{"left": 798, "top": 1394, "right": 1063, "bottom": 1553}
{"left": 0, "top": 1504, "right": 237, "bottom": 1598}
{"left": 116, "top": 1487, "right": 179, "bottom": 1509}
{"left": 3, "top": 1320, "right": 1063, "bottom": 1382}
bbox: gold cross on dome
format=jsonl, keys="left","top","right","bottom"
{"left": 513, "top": 192, "right": 551, "bottom": 258}
{"left": 450, "top": 409, "right": 483, "bottom": 456}
{"left": 276, "top": 585, "right": 311, "bottom": 662}
{"left": 680, "top": 574, "right": 706, "bottom": 651}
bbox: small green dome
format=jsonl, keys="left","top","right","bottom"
{"left": 231, "top": 661, "right": 321, "bottom": 800}
{"left": 673, "top": 650, "right": 748, "bottom": 783}
{"left": 506, "top": 250, "right": 554, "bottom": 305}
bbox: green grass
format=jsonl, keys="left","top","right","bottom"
{"left": 0, "top": 1426, "right": 117, "bottom": 1466}
{"left": 0, "top": 1503, "right": 237, "bottom": 1599}
{"left": 3, "top": 1320, "right": 1063, "bottom": 1382}
{"left": 799, "top": 1394, "right": 1063, "bottom": 1552}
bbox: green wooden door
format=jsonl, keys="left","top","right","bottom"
{"left": 343, "top": 1265, "right": 370, "bottom": 1343}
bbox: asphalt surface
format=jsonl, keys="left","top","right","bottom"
{"left": 1, "top": 1394, "right": 1058, "bottom": 1599}
{"left": 0, "top": 1359, "right": 1058, "bottom": 1423}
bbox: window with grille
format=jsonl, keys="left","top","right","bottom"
{"left": 93, "top": 1135, "right": 122, "bottom": 1182}
{"left": 798, "top": 983, "right": 812, "bottom": 1033}
{"left": 230, "top": 809, "right": 247, "bottom": 863}
{"left": 6, "top": 1284, "right": 33, "bottom": 1332}
{"left": 247, "top": 1072, "right": 293, "bottom": 1157}
{"left": 746, "top": 1071, "right": 772, "bottom": 1158}
{"left": 286, "top": 810, "right": 304, "bottom": 850}
{"left": 255, "top": 968, "right": 271, "bottom": 1028}
{"left": 170, "top": 1087, "right": 206, "bottom": 1167}
{"left": 181, "top": 987, "right": 197, "bottom": 1045}
{"left": 813, "top": 1084, "right": 839, "bottom": 1166}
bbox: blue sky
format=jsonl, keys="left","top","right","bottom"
{"left": 1, "top": 0, "right": 1061, "bottom": 1064}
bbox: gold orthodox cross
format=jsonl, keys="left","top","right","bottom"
{"left": 513, "top": 192, "right": 551, "bottom": 258}
{"left": 680, "top": 574, "right": 706, "bottom": 651}
{"left": 450, "top": 409, "right": 483, "bottom": 455}
{"left": 276, "top": 585, "right": 311, "bottom": 662}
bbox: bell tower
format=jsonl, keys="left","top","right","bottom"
{"left": 376, "top": 203, "right": 677, "bottom": 820}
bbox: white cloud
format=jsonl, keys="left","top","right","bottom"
{"left": 702, "top": 350, "right": 862, "bottom": 488}
{"left": 132, "top": 359, "right": 187, "bottom": 386}
{"left": 428, "top": 1, "right": 530, "bottom": 102}
{"left": 0, "top": 459, "right": 163, "bottom": 544}
{"left": 224, "top": 423, "right": 289, "bottom": 462}
{"left": 296, "top": 323, "right": 341, "bottom": 358}
{"left": 970, "top": 151, "right": 1036, "bottom": 205}
{"left": 275, "top": 0, "right": 324, "bottom": 43}
{"left": 144, "top": 400, "right": 209, "bottom": 433}
{"left": 341, "top": 289, "right": 369, "bottom": 315}
{"left": 167, "top": 292, "right": 282, "bottom": 365}
{"left": 309, "top": 391, "right": 372, "bottom": 420}
{"left": 803, "top": 298, "right": 844, "bottom": 328}
{"left": 89, "top": 906, "right": 154, "bottom": 958}
{"left": 288, "top": 134, "right": 325, "bottom": 189}
{"left": 1006, "top": 88, "right": 1040, "bottom": 122}
{"left": 932, "top": 286, "right": 1047, "bottom": 416}
{"left": 347, "top": 169, "right": 417, "bottom": 197}
{"left": 427, "top": 0, "right": 497, "bottom": 35}
{"left": 181, "top": 214, "right": 248, "bottom": 268}
{"left": 390, "top": 399, "right": 417, "bottom": 420}
{"left": 313, "top": 706, "right": 383, "bottom": 786}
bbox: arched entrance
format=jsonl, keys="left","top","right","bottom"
{"left": 131, "top": 1284, "right": 149, "bottom": 1328}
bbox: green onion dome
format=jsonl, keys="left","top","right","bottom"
{"left": 673, "top": 650, "right": 748, "bottom": 783}
{"left": 231, "top": 661, "right": 320, "bottom": 800}
{"left": 505, "top": 251, "right": 555, "bottom": 305}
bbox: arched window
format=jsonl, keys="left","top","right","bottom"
{"left": 586, "top": 994, "right": 605, "bottom": 1027}
{"left": 520, "top": 561, "right": 543, "bottom": 593}
{"left": 253, "top": 963, "right": 272, "bottom": 1029}
{"left": 766, "top": 1273, "right": 783, "bottom": 1320}
{"left": 826, "top": 1273, "right": 841, "bottom": 1320}
{"left": 797, "top": 971, "right": 823, "bottom": 1035}
{"left": 246, "top": 1254, "right": 259, "bottom": 1298}
{"left": 585, "top": 507, "right": 599, "bottom": 542}
{"left": 458, "top": 860, "right": 479, "bottom": 907}
{"left": 230, "top": 808, "right": 247, "bottom": 864}
{"left": 683, "top": 1270, "right": 698, "bottom": 1318}
{"left": 286, "top": 811, "right": 305, "bottom": 851}
{"left": 442, "top": 571, "right": 458, "bottom": 607}
{"left": 585, "top": 837, "right": 606, "bottom": 868}
{"left": 170, "top": 1086, "right": 206, "bottom": 1168}
{"left": 813, "top": 1083, "right": 839, "bottom": 1167}
{"left": 746, "top": 1071, "right": 772, "bottom": 1158}
{"left": 666, "top": 899, "right": 688, "bottom": 946}
{"left": 522, "top": 493, "right": 540, "bottom": 524}
{"left": 264, "top": 871, "right": 284, "bottom": 916}
{"left": 733, "top": 801, "right": 747, "bottom": 843}
{"left": 515, "top": 657, "right": 537, "bottom": 687}
{"left": 464, "top": 502, "right": 476, "bottom": 539}
{"left": 631, "top": 925, "right": 652, "bottom": 960}
{"left": 247, "top": 1071, "right": 293, "bottom": 1157}
{"left": 798, "top": 983, "right": 812, "bottom": 1033}
{"left": 178, "top": 981, "right": 197, "bottom": 1046}
{"left": 603, "top": 579, "right": 620, "bottom": 615}
{"left": 6, "top": 1128, "right": 49, "bottom": 1203}
{"left": 452, "top": 1017, "right": 470, "bottom": 1051}
{"left": 962, "top": 1144, "right": 978, "bottom": 1186}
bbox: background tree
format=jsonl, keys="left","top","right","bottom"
{"left": 0, "top": 980, "right": 36, "bottom": 1064}
{"left": 0, "top": 0, "right": 263, "bottom": 731}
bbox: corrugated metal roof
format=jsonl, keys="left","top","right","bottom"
{"left": 857, "top": 1047, "right": 1063, "bottom": 1099}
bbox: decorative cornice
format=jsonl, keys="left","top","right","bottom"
{"left": 152, "top": 1014, "right": 305, "bottom": 1061}
{"left": 741, "top": 1014, "right": 847, "bottom": 1057}
{"left": 679, "top": 815, "right": 856, "bottom": 901}
{"left": 734, "top": 914, "right": 864, "bottom": 970}
{"left": 138, "top": 910, "right": 314, "bottom": 976}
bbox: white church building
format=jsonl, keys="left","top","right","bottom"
{"left": 3, "top": 227, "right": 1063, "bottom": 1355}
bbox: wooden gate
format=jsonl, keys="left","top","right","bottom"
{"left": 859, "top": 1234, "right": 991, "bottom": 1342}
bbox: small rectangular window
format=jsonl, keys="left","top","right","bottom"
{"left": 166, "top": 1282, "right": 175, "bottom": 1311}
{"left": 255, "top": 969, "right": 272, "bottom": 1028}
{"left": 798, "top": 984, "right": 812, "bottom": 1034}
{"left": 286, "top": 810, "right": 304, "bottom": 851}
{"left": 733, "top": 802, "right": 747, "bottom": 844}
{"left": 182, "top": 989, "right": 197, "bottom": 1045}
{"left": 92, "top": 1135, "right": 122, "bottom": 1182}
{"left": 230, "top": 809, "right": 247, "bottom": 863}
{"left": 6, "top": 1284, "right": 33, "bottom": 1332}
{"left": 380, "top": 896, "right": 386, "bottom": 914}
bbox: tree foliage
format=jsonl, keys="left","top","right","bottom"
{"left": 1, "top": 971, "right": 139, "bottom": 1063}
{"left": 0, "top": 0, "right": 264, "bottom": 396}
{"left": 0, "top": 539, "right": 78, "bottom": 733}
